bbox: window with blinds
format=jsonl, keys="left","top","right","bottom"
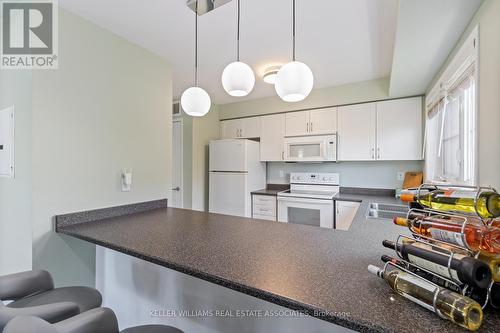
{"left": 425, "top": 26, "right": 478, "bottom": 185}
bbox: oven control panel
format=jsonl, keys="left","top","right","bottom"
{"left": 289, "top": 172, "right": 339, "bottom": 185}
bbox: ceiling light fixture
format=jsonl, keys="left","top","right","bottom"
{"left": 275, "top": 0, "right": 314, "bottom": 102}
{"left": 181, "top": 9, "right": 211, "bottom": 117}
{"left": 221, "top": 0, "right": 255, "bottom": 97}
{"left": 262, "top": 65, "right": 281, "bottom": 84}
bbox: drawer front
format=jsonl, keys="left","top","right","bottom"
{"left": 253, "top": 214, "right": 276, "bottom": 221}
{"left": 252, "top": 195, "right": 276, "bottom": 207}
{"left": 253, "top": 204, "right": 276, "bottom": 216}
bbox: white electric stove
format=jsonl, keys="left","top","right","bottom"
{"left": 278, "top": 172, "right": 340, "bottom": 228}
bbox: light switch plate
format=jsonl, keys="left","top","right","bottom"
{"left": 0, "top": 106, "right": 14, "bottom": 178}
{"left": 397, "top": 172, "right": 405, "bottom": 181}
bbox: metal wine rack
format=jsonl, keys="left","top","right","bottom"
{"left": 392, "top": 183, "right": 500, "bottom": 309}
{"left": 391, "top": 234, "right": 491, "bottom": 309}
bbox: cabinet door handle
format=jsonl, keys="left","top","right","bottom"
{"left": 310, "top": 122, "right": 313, "bottom": 133}
{"left": 371, "top": 148, "right": 375, "bottom": 159}
{"left": 306, "top": 122, "right": 309, "bottom": 132}
{"left": 377, "top": 147, "right": 380, "bottom": 159}
{"left": 282, "top": 151, "right": 285, "bottom": 160}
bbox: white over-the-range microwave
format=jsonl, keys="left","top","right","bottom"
{"left": 283, "top": 134, "right": 337, "bottom": 162}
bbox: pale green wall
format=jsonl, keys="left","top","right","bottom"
{"left": 180, "top": 113, "right": 193, "bottom": 209}
{"left": 30, "top": 9, "right": 172, "bottom": 287}
{"left": 219, "top": 77, "right": 391, "bottom": 119}
{"left": 427, "top": 0, "right": 500, "bottom": 189}
{"left": 0, "top": 72, "right": 33, "bottom": 275}
{"left": 192, "top": 104, "right": 220, "bottom": 211}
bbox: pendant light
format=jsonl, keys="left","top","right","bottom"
{"left": 181, "top": 10, "right": 211, "bottom": 117}
{"left": 221, "top": 0, "right": 255, "bottom": 97}
{"left": 275, "top": 0, "right": 313, "bottom": 102}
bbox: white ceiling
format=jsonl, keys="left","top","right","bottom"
{"left": 389, "top": 0, "right": 483, "bottom": 97}
{"left": 59, "top": 0, "right": 399, "bottom": 104}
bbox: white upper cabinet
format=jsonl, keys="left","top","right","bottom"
{"left": 338, "top": 103, "right": 377, "bottom": 161}
{"left": 376, "top": 97, "right": 422, "bottom": 160}
{"left": 220, "top": 117, "right": 261, "bottom": 139}
{"left": 260, "top": 114, "right": 285, "bottom": 161}
{"left": 220, "top": 97, "right": 422, "bottom": 162}
{"left": 285, "top": 108, "right": 337, "bottom": 137}
{"left": 241, "top": 116, "right": 261, "bottom": 139}
{"left": 338, "top": 97, "right": 423, "bottom": 161}
{"left": 220, "top": 119, "right": 241, "bottom": 139}
{"left": 285, "top": 111, "right": 309, "bottom": 136}
{"left": 309, "top": 108, "right": 337, "bottom": 135}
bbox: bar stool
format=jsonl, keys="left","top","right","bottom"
{"left": 0, "top": 270, "right": 102, "bottom": 329}
{"left": 3, "top": 307, "right": 184, "bottom": 333}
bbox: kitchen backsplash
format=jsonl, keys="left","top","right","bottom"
{"left": 267, "top": 161, "right": 424, "bottom": 189}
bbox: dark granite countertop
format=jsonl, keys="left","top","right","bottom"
{"left": 55, "top": 197, "right": 500, "bottom": 333}
{"left": 251, "top": 184, "right": 289, "bottom": 196}
{"left": 251, "top": 188, "right": 286, "bottom": 196}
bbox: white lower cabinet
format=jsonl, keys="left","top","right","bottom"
{"left": 335, "top": 201, "right": 360, "bottom": 231}
{"left": 260, "top": 114, "right": 285, "bottom": 161}
{"left": 252, "top": 195, "right": 277, "bottom": 221}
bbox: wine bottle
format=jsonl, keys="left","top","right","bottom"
{"left": 490, "top": 282, "right": 500, "bottom": 308}
{"left": 368, "top": 264, "right": 483, "bottom": 331}
{"left": 382, "top": 239, "right": 492, "bottom": 289}
{"left": 393, "top": 214, "right": 500, "bottom": 254}
{"left": 400, "top": 189, "right": 500, "bottom": 218}
{"left": 478, "top": 252, "right": 500, "bottom": 283}
{"left": 395, "top": 215, "right": 500, "bottom": 282}
{"left": 380, "top": 255, "right": 494, "bottom": 307}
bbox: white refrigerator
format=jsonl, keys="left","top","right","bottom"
{"left": 209, "top": 139, "right": 266, "bottom": 217}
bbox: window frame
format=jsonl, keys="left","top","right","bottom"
{"left": 425, "top": 25, "right": 479, "bottom": 186}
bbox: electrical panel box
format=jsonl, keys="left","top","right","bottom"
{"left": 0, "top": 106, "right": 14, "bottom": 178}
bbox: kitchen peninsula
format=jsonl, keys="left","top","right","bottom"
{"left": 56, "top": 199, "right": 500, "bottom": 333}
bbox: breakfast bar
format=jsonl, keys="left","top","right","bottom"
{"left": 55, "top": 199, "right": 500, "bottom": 333}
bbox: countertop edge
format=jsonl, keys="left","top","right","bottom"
{"left": 57, "top": 224, "right": 387, "bottom": 333}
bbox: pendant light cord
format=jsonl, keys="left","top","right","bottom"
{"left": 237, "top": 0, "right": 240, "bottom": 61}
{"left": 292, "top": 0, "right": 296, "bottom": 61}
{"left": 195, "top": 11, "right": 198, "bottom": 86}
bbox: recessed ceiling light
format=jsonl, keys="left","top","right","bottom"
{"left": 262, "top": 65, "right": 281, "bottom": 84}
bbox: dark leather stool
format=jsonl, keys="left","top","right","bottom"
{"left": 122, "top": 324, "right": 183, "bottom": 333}
{"left": 0, "top": 270, "right": 102, "bottom": 330}
{"left": 3, "top": 307, "right": 184, "bottom": 333}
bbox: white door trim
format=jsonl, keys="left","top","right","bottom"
{"left": 172, "top": 118, "right": 184, "bottom": 208}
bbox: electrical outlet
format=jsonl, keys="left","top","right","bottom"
{"left": 397, "top": 172, "right": 405, "bottom": 181}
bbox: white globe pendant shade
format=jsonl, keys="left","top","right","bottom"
{"left": 275, "top": 61, "right": 314, "bottom": 102}
{"left": 181, "top": 87, "right": 211, "bottom": 117}
{"left": 222, "top": 61, "right": 255, "bottom": 97}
